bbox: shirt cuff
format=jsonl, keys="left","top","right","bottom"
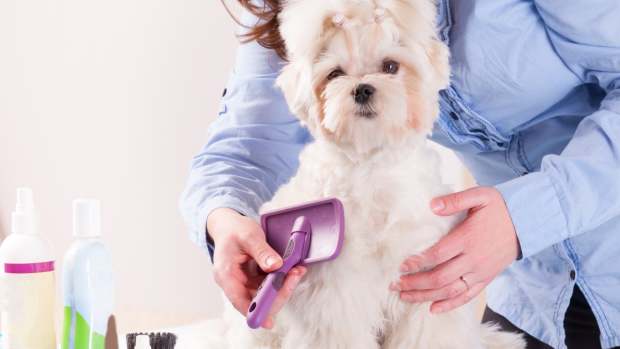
{"left": 495, "top": 171, "right": 569, "bottom": 259}
{"left": 192, "top": 196, "right": 259, "bottom": 262}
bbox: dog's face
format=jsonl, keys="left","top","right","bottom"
{"left": 277, "top": 0, "right": 449, "bottom": 157}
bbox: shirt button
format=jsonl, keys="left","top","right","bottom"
{"left": 450, "top": 111, "right": 459, "bottom": 120}
{"left": 222, "top": 88, "right": 227, "bottom": 97}
{"left": 570, "top": 270, "right": 576, "bottom": 280}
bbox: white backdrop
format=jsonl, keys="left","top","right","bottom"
{"left": 0, "top": 0, "right": 241, "bottom": 332}
{"left": 0, "top": 0, "right": 468, "bottom": 335}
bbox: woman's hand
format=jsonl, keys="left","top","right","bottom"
{"left": 391, "top": 187, "right": 520, "bottom": 313}
{"left": 207, "top": 208, "right": 306, "bottom": 329}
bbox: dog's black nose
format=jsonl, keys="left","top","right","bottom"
{"left": 353, "top": 84, "right": 375, "bottom": 104}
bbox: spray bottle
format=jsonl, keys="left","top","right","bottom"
{"left": 62, "top": 199, "right": 115, "bottom": 349}
{"left": 0, "top": 187, "right": 57, "bottom": 349}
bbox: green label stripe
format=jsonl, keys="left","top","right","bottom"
{"left": 61, "top": 306, "right": 106, "bottom": 349}
{"left": 62, "top": 306, "right": 72, "bottom": 349}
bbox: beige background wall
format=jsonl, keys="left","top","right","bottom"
{"left": 0, "top": 0, "right": 243, "bottom": 332}
{"left": 0, "top": 0, "right": 467, "bottom": 335}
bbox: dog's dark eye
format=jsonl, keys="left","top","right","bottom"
{"left": 382, "top": 60, "right": 399, "bottom": 74}
{"left": 327, "top": 68, "right": 345, "bottom": 80}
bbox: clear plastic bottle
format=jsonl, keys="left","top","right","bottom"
{"left": 0, "top": 187, "right": 57, "bottom": 349}
{"left": 61, "top": 199, "right": 115, "bottom": 349}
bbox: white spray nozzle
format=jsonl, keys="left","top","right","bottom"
{"left": 73, "top": 199, "right": 101, "bottom": 238}
{"left": 12, "top": 187, "right": 37, "bottom": 235}
{"left": 16, "top": 187, "right": 34, "bottom": 213}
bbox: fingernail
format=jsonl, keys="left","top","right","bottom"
{"left": 389, "top": 282, "right": 401, "bottom": 291}
{"left": 265, "top": 256, "right": 277, "bottom": 268}
{"left": 404, "top": 263, "right": 419, "bottom": 274}
{"left": 431, "top": 199, "right": 445, "bottom": 213}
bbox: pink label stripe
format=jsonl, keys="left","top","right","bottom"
{"left": 4, "top": 261, "right": 55, "bottom": 274}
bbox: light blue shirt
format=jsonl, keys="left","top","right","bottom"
{"left": 180, "top": 1, "right": 620, "bottom": 348}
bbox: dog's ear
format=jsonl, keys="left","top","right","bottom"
{"left": 427, "top": 39, "right": 450, "bottom": 91}
{"left": 277, "top": 60, "right": 317, "bottom": 130}
{"left": 406, "top": 40, "right": 450, "bottom": 134}
{"left": 407, "top": 40, "right": 449, "bottom": 134}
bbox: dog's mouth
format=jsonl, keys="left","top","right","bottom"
{"left": 355, "top": 107, "right": 377, "bottom": 118}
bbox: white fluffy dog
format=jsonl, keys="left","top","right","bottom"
{"left": 199, "top": 1, "right": 526, "bottom": 348}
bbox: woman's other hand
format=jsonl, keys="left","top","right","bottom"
{"left": 207, "top": 208, "right": 306, "bottom": 329}
{"left": 393, "top": 187, "right": 520, "bottom": 313}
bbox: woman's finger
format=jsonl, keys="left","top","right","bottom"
{"left": 395, "top": 254, "right": 472, "bottom": 291}
{"left": 220, "top": 277, "right": 253, "bottom": 315}
{"left": 261, "top": 266, "right": 307, "bottom": 329}
{"left": 213, "top": 260, "right": 255, "bottom": 314}
{"left": 430, "top": 187, "right": 491, "bottom": 216}
{"left": 243, "top": 260, "right": 267, "bottom": 290}
{"left": 399, "top": 276, "right": 469, "bottom": 303}
{"left": 242, "top": 259, "right": 265, "bottom": 277}
{"left": 430, "top": 280, "right": 487, "bottom": 313}
{"left": 400, "top": 226, "right": 466, "bottom": 274}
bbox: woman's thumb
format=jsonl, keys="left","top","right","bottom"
{"left": 240, "top": 233, "right": 283, "bottom": 272}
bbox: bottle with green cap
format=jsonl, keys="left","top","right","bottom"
{"left": 62, "top": 199, "right": 116, "bottom": 349}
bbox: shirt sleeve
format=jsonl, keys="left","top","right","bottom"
{"left": 496, "top": 1, "right": 620, "bottom": 258}
{"left": 179, "top": 9, "right": 310, "bottom": 258}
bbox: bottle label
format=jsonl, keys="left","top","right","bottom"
{"left": 61, "top": 245, "right": 115, "bottom": 349}
{"left": 4, "top": 261, "right": 55, "bottom": 274}
{"left": 62, "top": 307, "right": 106, "bottom": 349}
{"left": 1, "top": 263, "right": 56, "bottom": 349}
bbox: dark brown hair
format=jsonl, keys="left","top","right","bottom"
{"left": 224, "top": 0, "right": 287, "bottom": 59}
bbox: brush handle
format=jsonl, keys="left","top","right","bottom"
{"left": 247, "top": 230, "right": 308, "bottom": 329}
{"left": 246, "top": 272, "right": 285, "bottom": 329}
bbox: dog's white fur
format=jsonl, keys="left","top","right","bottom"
{"left": 190, "top": 1, "right": 526, "bottom": 348}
